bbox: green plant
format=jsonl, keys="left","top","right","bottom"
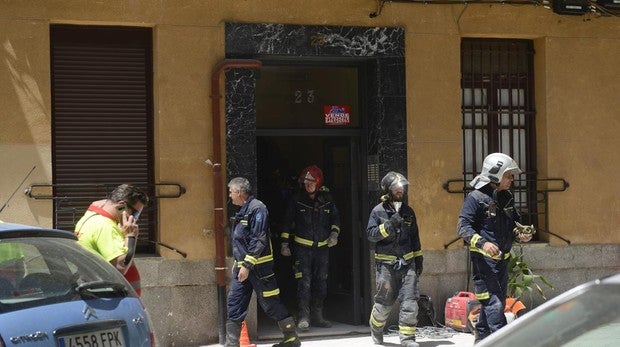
{"left": 507, "top": 245, "right": 554, "bottom": 305}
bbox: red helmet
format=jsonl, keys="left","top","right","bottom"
{"left": 299, "top": 165, "right": 323, "bottom": 188}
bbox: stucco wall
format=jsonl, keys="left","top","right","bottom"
{"left": 544, "top": 36, "right": 620, "bottom": 245}
{"left": 3, "top": 0, "right": 620, "bottom": 253}
{"left": 1, "top": 18, "right": 53, "bottom": 226}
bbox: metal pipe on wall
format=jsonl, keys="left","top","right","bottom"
{"left": 210, "top": 59, "right": 262, "bottom": 344}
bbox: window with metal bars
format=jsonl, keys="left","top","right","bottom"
{"left": 461, "top": 38, "right": 538, "bottom": 230}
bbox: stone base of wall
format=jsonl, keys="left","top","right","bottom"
{"left": 137, "top": 244, "right": 619, "bottom": 346}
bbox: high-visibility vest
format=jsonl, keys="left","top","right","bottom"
{"left": 124, "top": 263, "right": 142, "bottom": 297}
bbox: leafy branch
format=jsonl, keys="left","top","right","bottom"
{"left": 508, "top": 245, "right": 554, "bottom": 305}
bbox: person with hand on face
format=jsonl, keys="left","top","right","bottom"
{"left": 226, "top": 177, "right": 300, "bottom": 347}
{"left": 367, "top": 172, "right": 423, "bottom": 347}
{"left": 279, "top": 165, "right": 340, "bottom": 331}
{"left": 457, "top": 153, "right": 533, "bottom": 343}
{"left": 74, "top": 184, "right": 148, "bottom": 276}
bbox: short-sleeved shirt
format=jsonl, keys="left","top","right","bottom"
{"left": 75, "top": 205, "right": 127, "bottom": 263}
{"left": 0, "top": 220, "right": 25, "bottom": 267}
{"left": 0, "top": 243, "right": 24, "bottom": 267}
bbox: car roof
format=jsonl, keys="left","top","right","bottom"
{"left": 599, "top": 272, "right": 620, "bottom": 284}
{"left": 0, "top": 221, "right": 77, "bottom": 240}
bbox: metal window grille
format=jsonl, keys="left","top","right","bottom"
{"left": 461, "top": 39, "right": 538, "bottom": 226}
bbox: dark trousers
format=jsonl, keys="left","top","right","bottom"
{"left": 295, "top": 245, "right": 329, "bottom": 303}
{"left": 227, "top": 265, "right": 289, "bottom": 322}
{"left": 471, "top": 254, "right": 509, "bottom": 338}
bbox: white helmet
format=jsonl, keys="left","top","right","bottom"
{"left": 470, "top": 153, "right": 522, "bottom": 189}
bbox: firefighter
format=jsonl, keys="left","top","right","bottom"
{"left": 226, "top": 177, "right": 300, "bottom": 347}
{"left": 367, "top": 172, "right": 423, "bottom": 347}
{"left": 457, "top": 153, "right": 533, "bottom": 343}
{"left": 280, "top": 165, "right": 340, "bottom": 331}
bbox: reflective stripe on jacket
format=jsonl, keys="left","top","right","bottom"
{"left": 457, "top": 185, "right": 520, "bottom": 257}
{"left": 280, "top": 190, "right": 340, "bottom": 248}
{"left": 367, "top": 199, "right": 422, "bottom": 263}
{"left": 231, "top": 196, "right": 274, "bottom": 271}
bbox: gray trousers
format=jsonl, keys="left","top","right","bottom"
{"left": 369, "top": 262, "right": 420, "bottom": 343}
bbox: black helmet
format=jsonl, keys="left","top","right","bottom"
{"left": 380, "top": 171, "right": 409, "bottom": 193}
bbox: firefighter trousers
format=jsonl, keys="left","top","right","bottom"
{"left": 295, "top": 245, "right": 329, "bottom": 304}
{"left": 227, "top": 265, "right": 289, "bottom": 323}
{"left": 370, "top": 262, "right": 420, "bottom": 343}
{"left": 471, "top": 253, "right": 509, "bottom": 339}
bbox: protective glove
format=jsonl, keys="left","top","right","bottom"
{"left": 513, "top": 221, "right": 536, "bottom": 236}
{"left": 513, "top": 221, "right": 536, "bottom": 243}
{"left": 386, "top": 213, "right": 403, "bottom": 232}
{"left": 414, "top": 256, "right": 423, "bottom": 277}
{"left": 327, "top": 231, "right": 339, "bottom": 247}
{"left": 280, "top": 242, "right": 291, "bottom": 257}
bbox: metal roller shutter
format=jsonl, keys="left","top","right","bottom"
{"left": 51, "top": 25, "right": 154, "bottom": 253}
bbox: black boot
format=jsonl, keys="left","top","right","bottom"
{"left": 225, "top": 320, "right": 241, "bottom": 347}
{"left": 297, "top": 301, "right": 310, "bottom": 331}
{"left": 273, "top": 316, "right": 301, "bottom": 347}
{"left": 310, "top": 300, "right": 332, "bottom": 328}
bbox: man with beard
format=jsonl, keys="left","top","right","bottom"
{"left": 367, "top": 172, "right": 423, "bottom": 347}
{"left": 280, "top": 165, "right": 340, "bottom": 331}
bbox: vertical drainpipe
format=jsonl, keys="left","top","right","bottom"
{"left": 211, "top": 59, "right": 262, "bottom": 344}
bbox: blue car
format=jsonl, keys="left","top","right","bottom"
{"left": 0, "top": 222, "right": 154, "bottom": 346}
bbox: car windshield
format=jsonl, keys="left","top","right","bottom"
{"left": 0, "top": 236, "right": 133, "bottom": 313}
{"left": 485, "top": 283, "right": 620, "bottom": 347}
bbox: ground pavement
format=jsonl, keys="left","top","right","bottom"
{"left": 202, "top": 324, "right": 474, "bottom": 347}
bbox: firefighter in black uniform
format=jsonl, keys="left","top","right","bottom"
{"left": 225, "top": 177, "right": 300, "bottom": 347}
{"left": 280, "top": 165, "right": 340, "bottom": 331}
{"left": 367, "top": 172, "right": 423, "bottom": 347}
{"left": 457, "top": 153, "right": 533, "bottom": 343}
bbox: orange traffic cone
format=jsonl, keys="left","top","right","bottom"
{"left": 240, "top": 321, "right": 256, "bottom": 347}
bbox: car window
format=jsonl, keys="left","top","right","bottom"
{"left": 563, "top": 318, "right": 620, "bottom": 347}
{"left": 481, "top": 283, "right": 620, "bottom": 347}
{"left": 0, "top": 237, "right": 134, "bottom": 313}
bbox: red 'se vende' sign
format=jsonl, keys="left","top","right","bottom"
{"left": 324, "top": 105, "right": 351, "bottom": 125}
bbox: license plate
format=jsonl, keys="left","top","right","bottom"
{"left": 58, "top": 327, "right": 125, "bottom": 347}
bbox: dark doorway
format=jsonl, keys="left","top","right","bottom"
{"left": 257, "top": 136, "right": 364, "bottom": 325}
{"left": 254, "top": 63, "right": 368, "bottom": 327}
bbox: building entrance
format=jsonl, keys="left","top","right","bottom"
{"left": 224, "top": 22, "right": 407, "bottom": 336}
{"left": 254, "top": 63, "right": 369, "bottom": 328}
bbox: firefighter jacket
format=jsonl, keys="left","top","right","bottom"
{"left": 367, "top": 196, "right": 422, "bottom": 265}
{"left": 280, "top": 189, "right": 340, "bottom": 248}
{"left": 457, "top": 185, "right": 521, "bottom": 260}
{"left": 231, "top": 196, "right": 274, "bottom": 274}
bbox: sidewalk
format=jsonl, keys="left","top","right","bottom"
{"left": 203, "top": 325, "right": 474, "bottom": 347}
